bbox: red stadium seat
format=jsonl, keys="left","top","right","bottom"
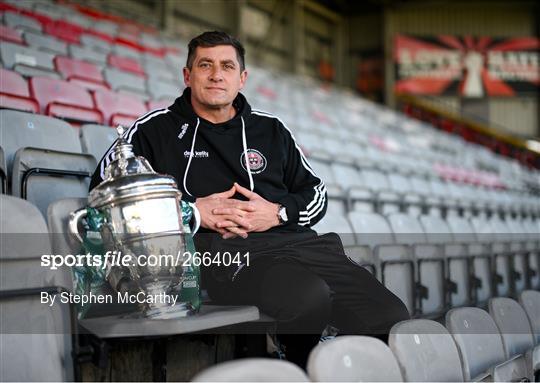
{"left": 29, "top": 76, "right": 103, "bottom": 124}
{"left": 107, "top": 54, "right": 145, "bottom": 76}
{"left": 44, "top": 20, "right": 84, "bottom": 44}
{"left": 0, "top": 24, "right": 24, "bottom": 45}
{"left": 0, "top": 68, "right": 39, "bottom": 113}
{"left": 93, "top": 88, "right": 147, "bottom": 126}
{"left": 54, "top": 56, "right": 109, "bottom": 91}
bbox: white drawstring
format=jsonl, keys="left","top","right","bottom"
{"left": 183, "top": 117, "right": 200, "bottom": 197}
{"left": 241, "top": 116, "right": 254, "bottom": 191}
{"left": 182, "top": 116, "right": 255, "bottom": 197}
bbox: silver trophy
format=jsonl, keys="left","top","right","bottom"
{"left": 69, "top": 126, "right": 200, "bottom": 318}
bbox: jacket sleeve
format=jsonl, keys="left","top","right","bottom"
{"left": 89, "top": 124, "right": 155, "bottom": 191}
{"left": 277, "top": 125, "right": 327, "bottom": 226}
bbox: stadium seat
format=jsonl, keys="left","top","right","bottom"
{"left": 54, "top": 56, "right": 109, "bottom": 91}
{"left": 387, "top": 213, "right": 445, "bottom": 317}
{"left": 23, "top": 30, "right": 68, "bottom": 56}
{"left": 420, "top": 215, "right": 472, "bottom": 308}
{"left": 113, "top": 43, "right": 142, "bottom": 60}
{"left": 107, "top": 53, "right": 145, "bottom": 76}
{"left": 93, "top": 89, "right": 148, "bottom": 127}
{"left": 519, "top": 290, "right": 540, "bottom": 343}
{"left": 389, "top": 319, "right": 464, "bottom": 381}
{"left": 307, "top": 336, "right": 402, "bottom": 381}
{"left": 0, "top": 24, "right": 24, "bottom": 45}
{"left": 68, "top": 43, "right": 108, "bottom": 66}
{"left": 0, "top": 146, "right": 6, "bottom": 193}
{"left": 505, "top": 219, "right": 534, "bottom": 294}
{"left": 103, "top": 67, "right": 147, "bottom": 99}
{"left": 446, "top": 307, "right": 509, "bottom": 381}
{"left": 1, "top": 10, "right": 42, "bottom": 33}
{"left": 80, "top": 124, "right": 117, "bottom": 162}
{"left": 29, "top": 77, "right": 103, "bottom": 124}
{"left": 147, "top": 79, "right": 181, "bottom": 101}
{"left": 43, "top": 19, "right": 85, "bottom": 44}
{"left": 387, "top": 173, "right": 423, "bottom": 216}
{"left": 348, "top": 211, "right": 415, "bottom": 315}
{"left": 0, "top": 68, "right": 39, "bottom": 113}
{"left": 489, "top": 297, "right": 538, "bottom": 380}
{"left": 147, "top": 99, "right": 173, "bottom": 111}
{"left": 0, "top": 41, "right": 60, "bottom": 79}
{"left": 143, "top": 55, "right": 177, "bottom": 82}
{"left": 0, "top": 194, "right": 74, "bottom": 382}
{"left": 359, "top": 169, "right": 401, "bottom": 214}
{"left": 192, "top": 358, "right": 309, "bottom": 382}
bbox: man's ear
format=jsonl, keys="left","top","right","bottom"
{"left": 239, "top": 69, "right": 248, "bottom": 90}
{"left": 183, "top": 67, "right": 191, "bottom": 87}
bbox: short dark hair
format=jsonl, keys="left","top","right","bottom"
{"left": 186, "top": 31, "right": 246, "bottom": 71}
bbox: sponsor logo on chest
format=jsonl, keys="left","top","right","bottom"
{"left": 184, "top": 150, "right": 209, "bottom": 158}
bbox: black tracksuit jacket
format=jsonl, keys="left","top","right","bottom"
{"left": 90, "top": 87, "right": 328, "bottom": 234}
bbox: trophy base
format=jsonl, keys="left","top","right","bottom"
{"left": 145, "top": 303, "right": 195, "bottom": 319}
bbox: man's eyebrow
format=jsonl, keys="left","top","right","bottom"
{"left": 197, "top": 57, "right": 236, "bottom": 65}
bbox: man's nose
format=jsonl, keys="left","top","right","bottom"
{"left": 209, "top": 66, "right": 224, "bottom": 81}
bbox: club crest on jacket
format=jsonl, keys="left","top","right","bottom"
{"left": 240, "top": 149, "right": 267, "bottom": 174}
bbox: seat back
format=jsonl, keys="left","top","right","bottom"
{"left": 192, "top": 358, "right": 309, "bottom": 382}
{"left": 489, "top": 297, "right": 535, "bottom": 358}
{"left": 11, "top": 147, "right": 95, "bottom": 217}
{"left": 0, "top": 146, "right": 6, "bottom": 193}
{"left": 2, "top": 10, "right": 42, "bottom": 32}
{"left": 103, "top": 67, "right": 147, "bottom": 98}
{"left": 147, "top": 79, "right": 181, "bottom": 101}
{"left": 0, "top": 41, "right": 59, "bottom": 79}
{"left": 446, "top": 307, "right": 506, "bottom": 380}
{"left": 0, "top": 68, "right": 39, "bottom": 113}
{"left": 307, "top": 336, "right": 402, "bottom": 381}
{"left": 519, "top": 290, "right": 540, "bottom": 344}
{"left": 93, "top": 88, "right": 147, "bottom": 126}
{"left": 23, "top": 30, "right": 68, "bottom": 55}
{"left": 80, "top": 124, "right": 118, "bottom": 162}
{"left": 68, "top": 43, "right": 107, "bottom": 65}
{"left": 0, "top": 195, "right": 73, "bottom": 382}
{"left": 389, "top": 319, "right": 464, "bottom": 381}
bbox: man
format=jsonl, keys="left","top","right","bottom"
{"left": 90, "top": 31, "right": 409, "bottom": 366}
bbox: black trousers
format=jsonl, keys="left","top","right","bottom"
{"left": 200, "top": 231, "right": 410, "bottom": 336}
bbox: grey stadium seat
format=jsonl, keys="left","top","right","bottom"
{"left": 80, "top": 124, "right": 118, "bottom": 162}
{"left": 0, "top": 195, "right": 74, "bottom": 382}
{"left": 103, "top": 68, "right": 148, "bottom": 99}
{"left": 23, "top": 31, "right": 68, "bottom": 56}
{"left": 0, "top": 41, "right": 60, "bottom": 79}
{"left": 446, "top": 307, "right": 521, "bottom": 381}
{"left": 69, "top": 44, "right": 107, "bottom": 66}
{"left": 387, "top": 213, "right": 445, "bottom": 317}
{"left": 489, "top": 297, "right": 538, "bottom": 380}
{"left": 348, "top": 211, "right": 414, "bottom": 315}
{"left": 307, "top": 336, "right": 402, "bottom": 381}
{"left": 519, "top": 290, "right": 540, "bottom": 343}
{"left": 80, "top": 34, "right": 113, "bottom": 53}
{"left": 2, "top": 11, "right": 42, "bottom": 33}
{"left": 0, "top": 146, "right": 6, "bottom": 193}
{"left": 389, "top": 319, "right": 464, "bottom": 381}
{"left": 191, "top": 358, "right": 309, "bottom": 382}
{"left": 147, "top": 79, "right": 181, "bottom": 101}
{"left": 0, "top": 110, "right": 92, "bottom": 215}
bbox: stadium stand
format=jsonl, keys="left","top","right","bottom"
{"left": 1, "top": 0, "right": 539, "bottom": 380}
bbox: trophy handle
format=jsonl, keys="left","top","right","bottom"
{"left": 190, "top": 203, "right": 201, "bottom": 234}
{"left": 68, "top": 208, "right": 87, "bottom": 244}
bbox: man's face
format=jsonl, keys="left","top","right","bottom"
{"left": 183, "top": 45, "right": 247, "bottom": 110}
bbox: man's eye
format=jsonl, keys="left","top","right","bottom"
{"left": 200, "top": 63, "right": 210, "bottom": 68}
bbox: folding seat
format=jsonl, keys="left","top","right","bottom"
{"left": 348, "top": 211, "right": 414, "bottom": 315}
{"left": 80, "top": 124, "right": 117, "bottom": 162}
{"left": 192, "top": 358, "right": 309, "bottom": 381}
{"left": 0, "top": 68, "right": 39, "bottom": 113}
{"left": 387, "top": 173, "right": 423, "bottom": 216}
{"left": 307, "top": 336, "right": 402, "bottom": 381}
{"left": 0, "top": 24, "right": 24, "bottom": 44}
{"left": 519, "top": 290, "right": 540, "bottom": 344}
{"left": 68, "top": 44, "right": 107, "bottom": 66}
{"left": 330, "top": 163, "right": 372, "bottom": 211}
{"left": 487, "top": 217, "right": 517, "bottom": 297}
{"left": 387, "top": 213, "right": 445, "bottom": 317}
{"left": 520, "top": 219, "right": 540, "bottom": 290}
{"left": 107, "top": 53, "right": 145, "bottom": 76}
{"left": 79, "top": 34, "right": 112, "bottom": 53}
{"left": 147, "top": 79, "right": 181, "bottom": 101}
{"left": 428, "top": 178, "right": 457, "bottom": 217}
{"left": 29, "top": 76, "right": 103, "bottom": 124}
{"left": 113, "top": 43, "right": 142, "bottom": 61}
{"left": 296, "top": 131, "right": 332, "bottom": 161}
{"left": 44, "top": 20, "right": 85, "bottom": 44}
{"left": 1, "top": 10, "right": 42, "bottom": 33}
{"left": 143, "top": 56, "right": 177, "bottom": 82}
{"left": 103, "top": 68, "right": 148, "bottom": 100}
{"left": 489, "top": 297, "right": 538, "bottom": 380}
{"left": 0, "top": 195, "right": 75, "bottom": 382}
{"left": 0, "top": 41, "right": 59, "bottom": 79}
{"left": 389, "top": 319, "right": 464, "bottom": 381}
{"left": 147, "top": 99, "right": 173, "bottom": 111}
{"left": 446, "top": 307, "right": 524, "bottom": 381}
{"left": 309, "top": 158, "right": 343, "bottom": 199}
{"left": 54, "top": 56, "right": 108, "bottom": 92}
{"left": 361, "top": 169, "right": 402, "bottom": 214}
{"left": 93, "top": 88, "right": 148, "bottom": 127}
{"left": 1, "top": 110, "right": 94, "bottom": 216}
{"left": 93, "top": 20, "right": 118, "bottom": 37}
{"left": 0, "top": 146, "right": 6, "bottom": 193}
{"left": 419, "top": 215, "right": 472, "bottom": 308}
{"left": 23, "top": 30, "right": 68, "bottom": 56}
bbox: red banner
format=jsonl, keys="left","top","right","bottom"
{"left": 394, "top": 35, "right": 539, "bottom": 97}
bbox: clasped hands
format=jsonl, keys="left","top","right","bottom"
{"left": 195, "top": 182, "right": 280, "bottom": 239}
